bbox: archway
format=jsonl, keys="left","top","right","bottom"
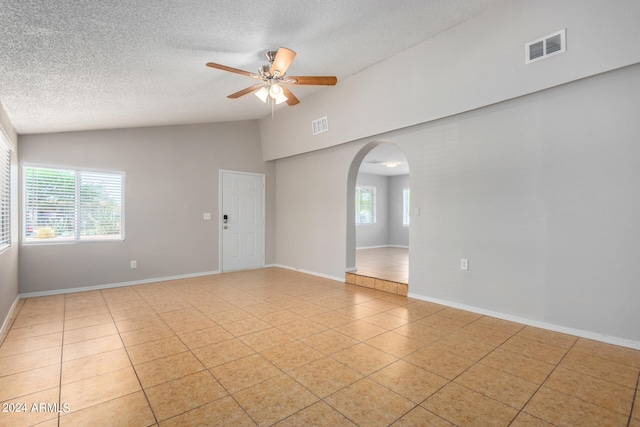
{"left": 345, "top": 141, "right": 410, "bottom": 295}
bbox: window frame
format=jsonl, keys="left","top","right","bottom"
{"left": 355, "top": 185, "right": 376, "bottom": 225}
{"left": 22, "top": 164, "right": 125, "bottom": 244}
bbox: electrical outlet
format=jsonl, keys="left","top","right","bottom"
{"left": 460, "top": 259, "right": 469, "bottom": 270}
{"left": 130, "top": 260, "right": 137, "bottom": 269}
{"left": 203, "top": 213, "right": 211, "bottom": 220}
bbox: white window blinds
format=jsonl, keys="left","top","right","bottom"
{"left": 80, "top": 171, "right": 124, "bottom": 239}
{"left": 0, "top": 135, "right": 10, "bottom": 251}
{"left": 24, "top": 166, "right": 124, "bottom": 242}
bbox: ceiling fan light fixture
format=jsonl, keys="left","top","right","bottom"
{"left": 269, "top": 83, "right": 283, "bottom": 98}
{"left": 260, "top": 83, "right": 287, "bottom": 104}
{"left": 274, "top": 92, "right": 288, "bottom": 105}
{"left": 206, "top": 47, "right": 336, "bottom": 109}
{"left": 255, "top": 86, "right": 269, "bottom": 103}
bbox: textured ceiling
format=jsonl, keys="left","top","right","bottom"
{"left": 0, "top": 0, "right": 502, "bottom": 135}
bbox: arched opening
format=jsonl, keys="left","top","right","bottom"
{"left": 346, "top": 141, "right": 410, "bottom": 295}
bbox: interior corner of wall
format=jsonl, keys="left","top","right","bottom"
{"left": 0, "top": 103, "right": 18, "bottom": 149}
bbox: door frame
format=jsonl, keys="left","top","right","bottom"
{"left": 218, "top": 169, "right": 266, "bottom": 272}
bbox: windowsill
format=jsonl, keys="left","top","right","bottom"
{"left": 22, "top": 238, "right": 124, "bottom": 246}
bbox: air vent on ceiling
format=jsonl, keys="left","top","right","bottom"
{"left": 311, "top": 116, "right": 328, "bottom": 135}
{"left": 525, "top": 29, "right": 566, "bottom": 64}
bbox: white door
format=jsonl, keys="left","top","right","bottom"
{"left": 221, "top": 171, "right": 264, "bottom": 272}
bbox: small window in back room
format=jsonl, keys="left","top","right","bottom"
{"left": 355, "top": 185, "right": 376, "bottom": 224}
{"left": 403, "top": 188, "right": 410, "bottom": 226}
{"left": 23, "top": 165, "right": 125, "bottom": 242}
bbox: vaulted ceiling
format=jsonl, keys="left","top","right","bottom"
{"left": 0, "top": 0, "right": 502, "bottom": 135}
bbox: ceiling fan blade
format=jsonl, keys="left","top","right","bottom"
{"left": 282, "top": 86, "right": 300, "bottom": 106}
{"left": 270, "top": 48, "right": 296, "bottom": 76}
{"left": 228, "top": 84, "right": 263, "bottom": 99}
{"left": 287, "top": 76, "right": 337, "bottom": 86}
{"left": 206, "top": 62, "right": 253, "bottom": 77}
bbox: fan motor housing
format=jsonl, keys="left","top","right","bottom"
{"left": 265, "top": 51, "right": 278, "bottom": 63}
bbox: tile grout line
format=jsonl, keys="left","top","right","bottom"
{"left": 531, "top": 339, "right": 639, "bottom": 422}
{"left": 398, "top": 317, "right": 528, "bottom": 426}
{"left": 61, "top": 295, "right": 141, "bottom": 420}
{"left": 397, "top": 315, "right": 544, "bottom": 423}
{"left": 341, "top": 310, "right": 523, "bottom": 425}
{"left": 628, "top": 370, "right": 639, "bottom": 427}
{"left": 275, "top": 336, "right": 402, "bottom": 427}
{"left": 106, "top": 287, "right": 160, "bottom": 426}
{"left": 135, "top": 286, "right": 258, "bottom": 426}
{"left": 361, "top": 310, "right": 441, "bottom": 423}
{"left": 506, "top": 337, "right": 578, "bottom": 426}
{"left": 283, "top": 303, "right": 437, "bottom": 426}
{"left": 185, "top": 333, "right": 258, "bottom": 425}
{"left": 205, "top": 303, "right": 404, "bottom": 426}
{"left": 310, "top": 303, "right": 459, "bottom": 425}
{"left": 57, "top": 295, "right": 66, "bottom": 427}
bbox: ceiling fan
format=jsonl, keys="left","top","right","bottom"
{"left": 206, "top": 47, "right": 337, "bottom": 106}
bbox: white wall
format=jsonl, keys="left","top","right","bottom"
{"left": 275, "top": 63, "right": 640, "bottom": 345}
{"left": 260, "top": 0, "right": 640, "bottom": 160}
{"left": 0, "top": 103, "right": 18, "bottom": 333}
{"left": 18, "top": 121, "right": 275, "bottom": 294}
{"left": 388, "top": 174, "right": 410, "bottom": 247}
{"left": 275, "top": 144, "right": 362, "bottom": 280}
{"left": 399, "top": 64, "right": 640, "bottom": 343}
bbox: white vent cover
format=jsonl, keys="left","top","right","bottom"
{"left": 525, "top": 29, "right": 566, "bottom": 64}
{"left": 311, "top": 116, "right": 328, "bottom": 135}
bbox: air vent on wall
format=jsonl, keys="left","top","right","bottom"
{"left": 525, "top": 29, "right": 566, "bottom": 64}
{"left": 311, "top": 116, "right": 328, "bottom": 135}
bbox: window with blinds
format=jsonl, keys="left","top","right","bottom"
{"left": 23, "top": 166, "right": 124, "bottom": 242}
{"left": 0, "top": 135, "right": 10, "bottom": 251}
{"left": 355, "top": 185, "right": 376, "bottom": 224}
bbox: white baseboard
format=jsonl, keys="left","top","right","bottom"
{"left": 408, "top": 292, "right": 640, "bottom": 351}
{"left": 345, "top": 266, "right": 358, "bottom": 273}
{"left": 274, "top": 264, "right": 345, "bottom": 283}
{"left": 356, "top": 245, "right": 409, "bottom": 250}
{"left": 0, "top": 295, "right": 21, "bottom": 342}
{"left": 19, "top": 270, "right": 220, "bottom": 299}
{"left": 17, "top": 264, "right": 330, "bottom": 299}
{"left": 17, "top": 265, "right": 342, "bottom": 300}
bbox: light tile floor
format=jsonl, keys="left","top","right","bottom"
{"left": 356, "top": 247, "right": 408, "bottom": 284}
{"left": 0, "top": 267, "right": 639, "bottom": 426}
